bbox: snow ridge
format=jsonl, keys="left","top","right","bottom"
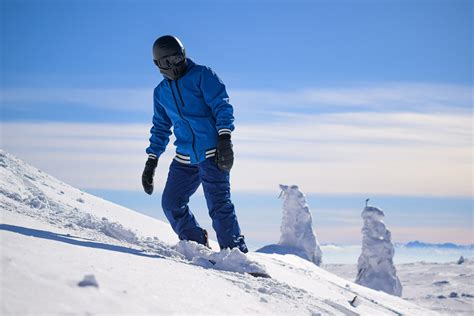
{"left": 1, "top": 151, "right": 138, "bottom": 244}
{"left": 0, "top": 150, "right": 185, "bottom": 261}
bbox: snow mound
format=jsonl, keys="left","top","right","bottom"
{"left": 175, "top": 240, "right": 268, "bottom": 275}
{"left": 76, "top": 214, "right": 138, "bottom": 244}
{"left": 257, "top": 243, "right": 315, "bottom": 259}
{"left": 356, "top": 205, "right": 403, "bottom": 296}
{"left": 257, "top": 184, "right": 322, "bottom": 266}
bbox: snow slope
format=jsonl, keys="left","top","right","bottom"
{"left": 325, "top": 261, "right": 474, "bottom": 315}
{"left": 0, "top": 150, "right": 435, "bottom": 315}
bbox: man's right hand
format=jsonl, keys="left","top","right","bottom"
{"left": 142, "top": 155, "right": 158, "bottom": 195}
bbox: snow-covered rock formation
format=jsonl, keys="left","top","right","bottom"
{"left": 355, "top": 205, "right": 403, "bottom": 296}
{"left": 257, "top": 184, "right": 322, "bottom": 266}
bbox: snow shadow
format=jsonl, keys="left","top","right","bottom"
{"left": 0, "top": 224, "right": 164, "bottom": 259}
{"left": 257, "top": 244, "right": 310, "bottom": 258}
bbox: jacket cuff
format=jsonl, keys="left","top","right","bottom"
{"left": 218, "top": 128, "right": 232, "bottom": 136}
{"left": 148, "top": 153, "right": 158, "bottom": 160}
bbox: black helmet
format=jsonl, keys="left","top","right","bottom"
{"left": 152, "top": 35, "right": 187, "bottom": 81}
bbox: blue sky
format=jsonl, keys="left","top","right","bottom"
{"left": 1, "top": 0, "right": 472, "bottom": 247}
{"left": 2, "top": 0, "right": 471, "bottom": 90}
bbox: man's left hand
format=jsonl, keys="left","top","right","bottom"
{"left": 216, "top": 134, "right": 234, "bottom": 172}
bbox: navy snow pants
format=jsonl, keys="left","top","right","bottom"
{"left": 161, "top": 157, "right": 247, "bottom": 252}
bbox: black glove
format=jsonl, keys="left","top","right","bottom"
{"left": 215, "top": 134, "right": 234, "bottom": 172}
{"left": 142, "top": 156, "right": 158, "bottom": 195}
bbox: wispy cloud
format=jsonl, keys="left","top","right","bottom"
{"left": 2, "top": 109, "right": 471, "bottom": 196}
{"left": 2, "top": 82, "right": 471, "bottom": 196}
{"left": 391, "top": 227, "right": 474, "bottom": 244}
{"left": 232, "top": 83, "right": 472, "bottom": 113}
{"left": 1, "top": 88, "right": 152, "bottom": 112}
{"left": 2, "top": 83, "right": 472, "bottom": 120}
{"left": 237, "top": 111, "right": 471, "bottom": 149}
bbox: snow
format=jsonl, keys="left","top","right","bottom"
{"left": 175, "top": 240, "right": 268, "bottom": 275}
{"left": 1, "top": 150, "right": 435, "bottom": 314}
{"left": 325, "top": 260, "right": 474, "bottom": 315}
{"left": 356, "top": 205, "right": 403, "bottom": 296}
{"left": 257, "top": 184, "right": 323, "bottom": 266}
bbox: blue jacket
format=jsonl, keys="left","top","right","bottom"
{"left": 146, "top": 59, "right": 234, "bottom": 164}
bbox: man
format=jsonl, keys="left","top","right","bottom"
{"left": 142, "top": 35, "right": 248, "bottom": 253}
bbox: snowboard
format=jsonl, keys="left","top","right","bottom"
{"left": 206, "top": 258, "right": 271, "bottom": 278}
{"left": 175, "top": 241, "right": 272, "bottom": 278}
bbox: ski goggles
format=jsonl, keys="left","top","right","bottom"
{"left": 155, "top": 53, "right": 185, "bottom": 70}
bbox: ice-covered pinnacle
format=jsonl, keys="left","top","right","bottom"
{"left": 277, "top": 184, "right": 322, "bottom": 266}
{"left": 356, "top": 205, "right": 402, "bottom": 296}
{"left": 361, "top": 206, "right": 392, "bottom": 242}
{"left": 362, "top": 206, "right": 385, "bottom": 220}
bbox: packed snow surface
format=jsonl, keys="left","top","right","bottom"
{"left": 1, "top": 150, "right": 434, "bottom": 315}
{"left": 175, "top": 240, "right": 268, "bottom": 275}
{"left": 326, "top": 261, "right": 474, "bottom": 315}
{"left": 257, "top": 184, "right": 323, "bottom": 266}
{"left": 356, "top": 206, "right": 403, "bottom": 297}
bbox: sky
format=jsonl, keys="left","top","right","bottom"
{"left": 1, "top": 0, "right": 472, "bottom": 247}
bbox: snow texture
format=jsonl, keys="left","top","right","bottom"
{"left": 175, "top": 240, "right": 268, "bottom": 275}
{"left": 1, "top": 150, "right": 435, "bottom": 315}
{"left": 355, "top": 205, "right": 403, "bottom": 296}
{"left": 326, "top": 260, "right": 474, "bottom": 315}
{"left": 257, "top": 184, "right": 322, "bottom": 266}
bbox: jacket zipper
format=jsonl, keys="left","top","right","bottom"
{"left": 170, "top": 80, "right": 198, "bottom": 162}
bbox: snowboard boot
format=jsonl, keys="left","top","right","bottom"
{"left": 203, "top": 229, "right": 210, "bottom": 249}
{"left": 233, "top": 235, "right": 248, "bottom": 253}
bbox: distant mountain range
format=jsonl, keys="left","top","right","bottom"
{"left": 398, "top": 241, "right": 474, "bottom": 250}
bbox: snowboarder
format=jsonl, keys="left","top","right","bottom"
{"left": 142, "top": 35, "right": 248, "bottom": 253}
